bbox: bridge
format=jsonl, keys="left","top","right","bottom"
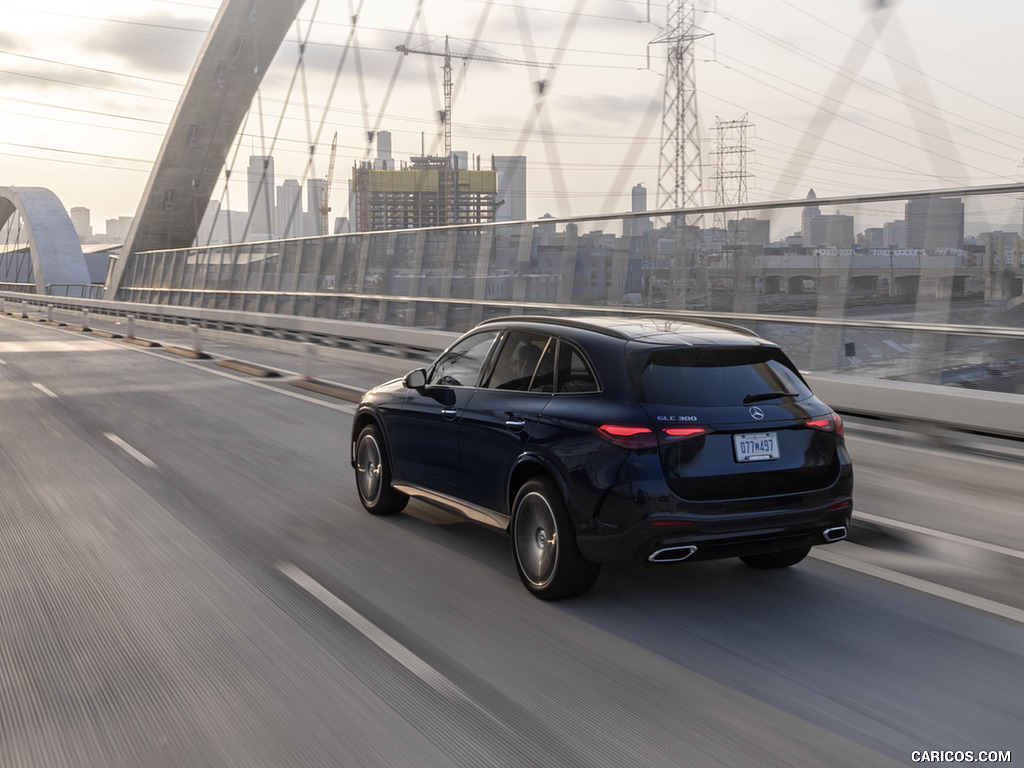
{"left": 1, "top": 1, "right": 1022, "bottom": 766}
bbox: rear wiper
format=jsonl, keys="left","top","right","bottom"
{"left": 743, "top": 391, "right": 798, "bottom": 404}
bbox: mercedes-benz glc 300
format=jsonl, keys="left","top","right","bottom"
{"left": 351, "top": 316, "right": 853, "bottom": 599}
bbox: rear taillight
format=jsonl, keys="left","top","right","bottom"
{"left": 662, "top": 426, "right": 709, "bottom": 439}
{"left": 805, "top": 411, "right": 844, "bottom": 436}
{"left": 597, "top": 425, "right": 659, "bottom": 450}
{"left": 597, "top": 424, "right": 714, "bottom": 449}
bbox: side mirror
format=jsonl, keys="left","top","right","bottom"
{"left": 403, "top": 368, "right": 427, "bottom": 389}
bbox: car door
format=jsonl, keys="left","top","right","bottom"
{"left": 458, "top": 331, "right": 556, "bottom": 513}
{"left": 388, "top": 329, "right": 500, "bottom": 498}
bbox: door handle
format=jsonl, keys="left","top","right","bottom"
{"left": 441, "top": 408, "right": 458, "bottom": 420}
{"left": 505, "top": 419, "right": 526, "bottom": 431}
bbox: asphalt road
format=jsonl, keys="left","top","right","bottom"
{"left": 0, "top": 313, "right": 1020, "bottom": 767}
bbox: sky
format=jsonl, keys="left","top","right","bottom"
{"left": 3, "top": 0, "right": 1024, "bottom": 234}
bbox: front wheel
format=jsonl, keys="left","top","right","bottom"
{"left": 511, "top": 477, "right": 599, "bottom": 600}
{"left": 739, "top": 545, "right": 811, "bottom": 570}
{"left": 354, "top": 424, "right": 407, "bottom": 515}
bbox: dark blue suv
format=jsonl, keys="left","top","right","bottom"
{"left": 351, "top": 316, "right": 853, "bottom": 599}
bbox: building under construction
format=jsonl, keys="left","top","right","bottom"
{"left": 351, "top": 155, "right": 497, "bottom": 232}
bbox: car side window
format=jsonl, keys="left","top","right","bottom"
{"left": 556, "top": 341, "right": 599, "bottom": 393}
{"left": 485, "top": 331, "right": 552, "bottom": 391}
{"left": 427, "top": 330, "right": 500, "bottom": 387}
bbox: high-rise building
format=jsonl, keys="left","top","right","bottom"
{"left": 493, "top": 155, "right": 527, "bottom": 222}
{"left": 69, "top": 206, "right": 92, "bottom": 240}
{"left": 247, "top": 155, "right": 276, "bottom": 239}
{"left": 625, "top": 183, "right": 653, "bottom": 237}
{"left": 306, "top": 178, "right": 326, "bottom": 236}
{"left": 801, "top": 189, "right": 853, "bottom": 248}
{"left": 905, "top": 198, "right": 964, "bottom": 249}
{"left": 276, "top": 179, "right": 303, "bottom": 239}
{"left": 352, "top": 155, "right": 498, "bottom": 232}
{"left": 883, "top": 219, "right": 906, "bottom": 248}
{"left": 374, "top": 131, "right": 393, "bottom": 170}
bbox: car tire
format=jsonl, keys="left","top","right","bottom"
{"left": 739, "top": 545, "right": 812, "bottom": 570}
{"left": 511, "top": 477, "right": 600, "bottom": 600}
{"left": 354, "top": 424, "right": 408, "bottom": 515}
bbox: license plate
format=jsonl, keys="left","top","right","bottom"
{"left": 733, "top": 432, "right": 780, "bottom": 462}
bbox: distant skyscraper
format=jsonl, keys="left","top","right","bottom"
{"left": 801, "top": 188, "right": 853, "bottom": 248}
{"left": 277, "top": 179, "right": 303, "bottom": 239}
{"left": 883, "top": 219, "right": 906, "bottom": 248}
{"left": 493, "top": 155, "right": 527, "bottom": 222}
{"left": 627, "top": 183, "right": 653, "bottom": 237}
{"left": 374, "top": 131, "right": 393, "bottom": 170}
{"left": 801, "top": 189, "right": 820, "bottom": 242}
{"left": 306, "top": 178, "right": 326, "bottom": 236}
{"left": 69, "top": 206, "right": 91, "bottom": 240}
{"left": 905, "top": 198, "right": 964, "bottom": 249}
{"left": 247, "top": 155, "right": 276, "bottom": 239}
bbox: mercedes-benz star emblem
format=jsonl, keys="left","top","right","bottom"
{"left": 749, "top": 406, "right": 765, "bottom": 420}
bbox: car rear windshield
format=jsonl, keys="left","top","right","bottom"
{"left": 630, "top": 346, "right": 812, "bottom": 406}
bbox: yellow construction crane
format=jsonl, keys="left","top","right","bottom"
{"left": 396, "top": 36, "right": 552, "bottom": 224}
{"left": 320, "top": 131, "right": 338, "bottom": 235}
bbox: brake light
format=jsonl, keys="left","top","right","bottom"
{"left": 662, "top": 426, "right": 709, "bottom": 439}
{"left": 597, "top": 425, "right": 658, "bottom": 449}
{"left": 598, "top": 424, "right": 713, "bottom": 449}
{"left": 806, "top": 412, "right": 844, "bottom": 436}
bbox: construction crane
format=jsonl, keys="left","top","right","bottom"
{"left": 320, "top": 131, "right": 338, "bottom": 235}
{"left": 395, "top": 36, "right": 552, "bottom": 224}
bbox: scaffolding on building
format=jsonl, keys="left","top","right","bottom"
{"left": 352, "top": 156, "right": 497, "bottom": 232}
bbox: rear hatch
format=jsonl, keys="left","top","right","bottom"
{"left": 629, "top": 344, "right": 842, "bottom": 501}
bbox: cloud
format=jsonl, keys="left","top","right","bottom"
{"left": 0, "top": 31, "right": 27, "bottom": 52}
{"left": 79, "top": 10, "right": 210, "bottom": 77}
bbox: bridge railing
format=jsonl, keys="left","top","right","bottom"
{"left": 112, "top": 184, "right": 1024, "bottom": 391}
{"left": 3, "top": 290, "right": 1022, "bottom": 440}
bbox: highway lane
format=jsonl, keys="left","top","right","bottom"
{"left": 1, "top": 315, "right": 1020, "bottom": 766}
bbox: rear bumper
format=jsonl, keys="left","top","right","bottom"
{"left": 576, "top": 501, "right": 852, "bottom": 565}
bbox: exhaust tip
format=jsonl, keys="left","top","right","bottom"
{"left": 648, "top": 545, "right": 698, "bottom": 563}
{"left": 822, "top": 526, "right": 848, "bottom": 543}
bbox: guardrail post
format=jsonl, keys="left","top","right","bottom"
{"left": 127, "top": 315, "right": 136, "bottom": 339}
{"left": 303, "top": 342, "right": 316, "bottom": 380}
{"left": 21, "top": 301, "right": 28, "bottom": 318}
{"left": 47, "top": 304, "right": 53, "bottom": 322}
{"left": 81, "top": 308, "right": 90, "bottom": 330}
{"left": 190, "top": 324, "right": 202, "bottom": 355}
{"left": 0, "top": 298, "right": 5, "bottom": 314}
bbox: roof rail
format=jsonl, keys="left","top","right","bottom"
{"left": 476, "top": 315, "right": 630, "bottom": 338}
{"left": 477, "top": 313, "right": 759, "bottom": 338}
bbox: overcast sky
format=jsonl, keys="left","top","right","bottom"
{"left": 3, "top": 0, "right": 1024, "bottom": 230}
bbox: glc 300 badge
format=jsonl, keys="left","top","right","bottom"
{"left": 749, "top": 406, "right": 765, "bottom": 420}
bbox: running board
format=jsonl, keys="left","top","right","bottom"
{"left": 392, "top": 482, "right": 510, "bottom": 531}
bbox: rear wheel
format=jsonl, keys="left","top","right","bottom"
{"left": 511, "top": 477, "right": 599, "bottom": 600}
{"left": 739, "top": 545, "right": 811, "bottom": 570}
{"left": 354, "top": 424, "right": 407, "bottom": 515}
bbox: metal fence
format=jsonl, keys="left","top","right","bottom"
{"left": 112, "top": 184, "right": 1024, "bottom": 390}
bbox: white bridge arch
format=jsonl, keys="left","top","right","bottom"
{"left": 0, "top": 186, "right": 92, "bottom": 296}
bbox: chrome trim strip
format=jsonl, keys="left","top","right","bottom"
{"left": 648, "top": 545, "right": 698, "bottom": 563}
{"left": 822, "top": 526, "right": 848, "bottom": 542}
{"left": 392, "top": 482, "right": 510, "bottom": 531}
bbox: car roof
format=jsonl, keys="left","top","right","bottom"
{"left": 477, "top": 315, "right": 770, "bottom": 347}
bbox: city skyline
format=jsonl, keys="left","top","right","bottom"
{"left": 3, "top": 1, "right": 1024, "bottom": 231}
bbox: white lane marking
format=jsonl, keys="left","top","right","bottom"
{"left": 0, "top": 357, "right": 7, "bottom": 364}
{"left": 0, "top": 340, "right": 119, "bottom": 352}
{"left": 31, "top": 382, "right": 59, "bottom": 398}
{"left": 104, "top": 433, "right": 159, "bottom": 470}
{"left": 17, "top": 318, "right": 357, "bottom": 413}
{"left": 276, "top": 562, "right": 466, "bottom": 701}
{"left": 854, "top": 509, "right": 1024, "bottom": 561}
{"left": 811, "top": 547, "right": 1024, "bottom": 626}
